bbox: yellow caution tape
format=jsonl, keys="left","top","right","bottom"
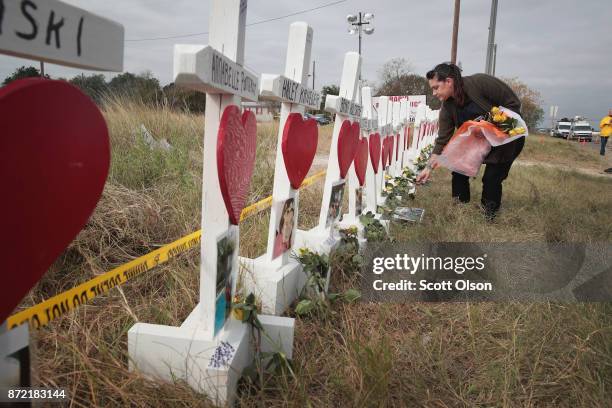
{"left": 7, "top": 170, "right": 326, "bottom": 330}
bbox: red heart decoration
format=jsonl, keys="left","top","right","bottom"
{"left": 369, "top": 133, "right": 381, "bottom": 174}
{"left": 337, "top": 120, "right": 360, "bottom": 178}
{"left": 217, "top": 106, "right": 257, "bottom": 225}
{"left": 0, "top": 78, "right": 110, "bottom": 324}
{"left": 282, "top": 113, "right": 318, "bottom": 189}
{"left": 353, "top": 138, "right": 369, "bottom": 186}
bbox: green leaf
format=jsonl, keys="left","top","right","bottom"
{"left": 327, "top": 293, "right": 340, "bottom": 301}
{"left": 343, "top": 288, "right": 361, "bottom": 303}
{"left": 295, "top": 299, "right": 314, "bottom": 316}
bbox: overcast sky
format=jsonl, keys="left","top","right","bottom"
{"left": 1, "top": 0, "right": 610, "bottom": 127}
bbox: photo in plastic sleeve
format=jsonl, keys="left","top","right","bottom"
{"left": 355, "top": 187, "right": 363, "bottom": 216}
{"left": 326, "top": 180, "right": 345, "bottom": 228}
{"left": 214, "top": 227, "right": 236, "bottom": 335}
{"left": 272, "top": 197, "right": 296, "bottom": 259}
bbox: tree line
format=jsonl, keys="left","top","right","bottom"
{"left": 2, "top": 66, "right": 207, "bottom": 113}
{"left": 2, "top": 59, "right": 543, "bottom": 128}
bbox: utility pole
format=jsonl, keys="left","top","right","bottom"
{"left": 450, "top": 0, "right": 460, "bottom": 64}
{"left": 485, "top": 0, "right": 499, "bottom": 74}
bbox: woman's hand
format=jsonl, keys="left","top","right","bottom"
{"left": 416, "top": 168, "right": 431, "bottom": 184}
{"left": 416, "top": 154, "right": 440, "bottom": 184}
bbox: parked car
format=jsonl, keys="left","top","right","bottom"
{"left": 304, "top": 113, "right": 331, "bottom": 125}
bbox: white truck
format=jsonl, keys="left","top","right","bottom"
{"left": 553, "top": 118, "right": 572, "bottom": 139}
{"left": 569, "top": 117, "right": 593, "bottom": 141}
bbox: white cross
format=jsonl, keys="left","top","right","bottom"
{"left": 317, "top": 51, "right": 361, "bottom": 232}
{"left": 400, "top": 99, "right": 408, "bottom": 168}
{"left": 0, "top": 0, "right": 123, "bottom": 71}
{"left": 258, "top": 22, "right": 319, "bottom": 265}
{"left": 173, "top": 0, "right": 258, "bottom": 340}
{"left": 376, "top": 96, "right": 390, "bottom": 202}
{"left": 362, "top": 86, "right": 379, "bottom": 212}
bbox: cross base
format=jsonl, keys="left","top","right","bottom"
{"left": 128, "top": 305, "right": 294, "bottom": 406}
{"left": 240, "top": 256, "right": 306, "bottom": 315}
{"left": 337, "top": 215, "right": 368, "bottom": 246}
{"left": 0, "top": 323, "right": 29, "bottom": 389}
{"left": 293, "top": 227, "right": 342, "bottom": 256}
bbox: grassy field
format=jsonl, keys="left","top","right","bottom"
{"left": 15, "top": 101, "right": 611, "bottom": 407}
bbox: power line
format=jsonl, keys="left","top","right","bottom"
{"left": 125, "top": 0, "right": 347, "bottom": 42}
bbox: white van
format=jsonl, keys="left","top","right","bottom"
{"left": 554, "top": 120, "right": 572, "bottom": 139}
{"left": 569, "top": 120, "right": 593, "bottom": 141}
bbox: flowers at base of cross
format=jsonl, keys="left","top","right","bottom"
{"left": 231, "top": 295, "right": 244, "bottom": 320}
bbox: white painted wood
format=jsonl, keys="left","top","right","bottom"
{"left": 259, "top": 74, "right": 320, "bottom": 109}
{"left": 376, "top": 96, "right": 390, "bottom": 203}
{"left": 133, "top": 307, "right": 303, "bottom": 399}
{"left": 241, "top": 255, "right": 306, "bottom": 315}
{"left": 130, "top": 2, "right": 295, "bottom": 404}
{"left": 400, "top": 99, "right": 408, "bottom": 169}
{"left": 325, "top": 95, "right": 362, "bottom": 118}
{"left": 183, "top": 0, "right": 249, "bottom": 342}
{"left": 344, "top": 85, "right": 362, "bottom": 225}
{"left": 362, "top": 87, "right": 378, "bottom": 213}
{"left": 258, "top": 315, "right": 295, "bottom": 359}
{"left": 174, "top": 45, "right": 258, "bottom": 101}
{"left": 392, "top": 101, "right": 401, "bottom": 176}
{"left": 317, "top": 51, "right": 361, "bottom": 231}
{"left": 259, "top": 22, "right": 314, "bottom": 267}
{"left": 0, "top": 0, "right": 123, "bottom": 71}
{"left": 241, "top": 22, "right": 316, "bottom": 315}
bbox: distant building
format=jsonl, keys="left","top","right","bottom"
{"left": 242, "top": 102, "right": 277, "bottom": 122}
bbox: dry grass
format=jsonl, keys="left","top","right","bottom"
{"left": 518, "top": 133, "right": 608, "bottom": 172}
{"left": 14, "top": 101, "right": 611, "bottom": 407}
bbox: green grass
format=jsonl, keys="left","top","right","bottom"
{"left": 14, "top": 101, "right": 610, "bottom": 407}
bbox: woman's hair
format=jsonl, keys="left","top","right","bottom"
{"left": 426, "top": 62, "right": 466, "bottom": 106}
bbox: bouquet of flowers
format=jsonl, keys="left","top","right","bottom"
{"left": 436, "top": 106, "right": 528, "bottom": 177}
{"left": 486, "top": 106, "right": 526, "bottom": 137}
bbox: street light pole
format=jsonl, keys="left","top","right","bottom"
{"left": 347, "top": 12, "right": 374, "bottom": 79}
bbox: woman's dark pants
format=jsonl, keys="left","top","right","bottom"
{"left": 451, "top": 138, "right": 524, "bottom": 218}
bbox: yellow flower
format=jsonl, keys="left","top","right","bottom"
{"left": 493, "top": 113, "right": 507, "bottom": 123}
{"left": 508, "top": 129, "right": 517, "bottom": 136}
{"left": 384, "top": 174, "right": 391, "bottom": 180}
{"left": 491, "top": 106, "right": 501, "bottom": 114}
{"left": 515, "top": 127, "right": 525, "bottom": 134}
{"left": 232, "top": 295, "right": 244, "bottom": 320}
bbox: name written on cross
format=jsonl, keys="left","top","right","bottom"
{"left": 211, "top": 51, "right": 257, "bottom": 96}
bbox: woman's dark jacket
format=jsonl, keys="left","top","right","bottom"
{"left": 432, "top": 73, "right": 522, "bottom": 164}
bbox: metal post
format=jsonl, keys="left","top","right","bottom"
{"left": 40, "top": 61, "right": 45, "bottom": 77}
{"left": 485, "top": 0, "right": 498, "bottom": 74}
{"left": 451, "top": 0, "right": 460, "bottom": 64}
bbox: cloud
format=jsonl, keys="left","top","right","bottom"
{"left": 1, "top": 0, "right": 610, "bottom": 124}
